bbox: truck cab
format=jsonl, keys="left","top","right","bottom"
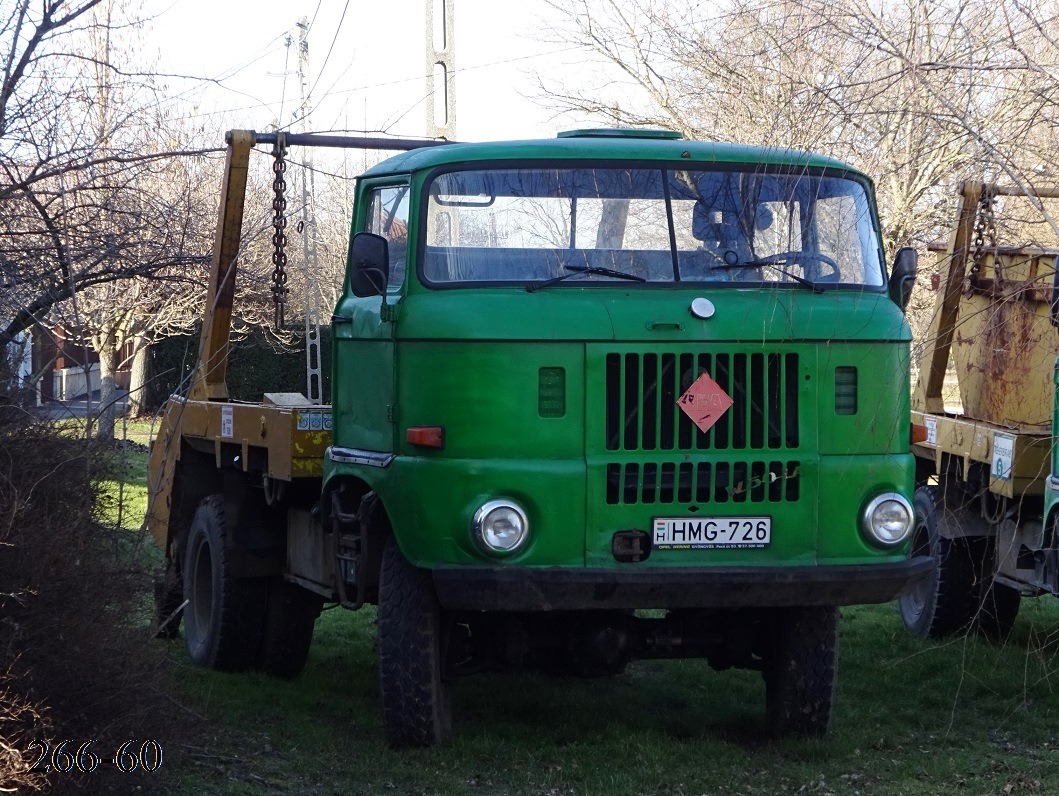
{"left": 323, "top": 129, "right": 931, "bottom": 744}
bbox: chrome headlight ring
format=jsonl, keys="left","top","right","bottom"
{"left": 472, "top": 499, "right": 530, "bottom": 556}
{"left": 861, "top": 492, "right": 914, "bottom": 549}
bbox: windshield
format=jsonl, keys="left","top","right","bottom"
{"left": 422, "top": 167, "right": 884, "bottom": 288}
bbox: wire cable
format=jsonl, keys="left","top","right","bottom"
{"left": 308, "top": 0, "right": 351, "bottom": 101}
{"left": 306, "top": 0, "right": 323, "bottom": 33}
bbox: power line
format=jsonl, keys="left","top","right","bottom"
{"left": 276, "top": 33, "right": 294, "bottom": 129}
{"left": 381, "top": 89, "right": 433, "bottom": 134}
{"left": 306, "top": 0, "right": 323, "bottom": 33}
{"left": 294, "top": 44, "right": 585, "bottom": 133}
{"left": 50, "top": 34, "right": 567, "bottom": 143}
{"left": 131, "top": 35, "right": 588, "bottom": 135}
{"left": 213, "top": 31, "right": 292, "bottom": 83}
{"left": 69, "top": 2, "right": 743, "bottom": 141}
{"left": 350, "top": 45, "right": 582, "bottom": 95}
{"left": 308, "top": 0, "right": 351, "bottom": 101}
{"left": 131, "top": 36, "right": 290, "bottom": 121}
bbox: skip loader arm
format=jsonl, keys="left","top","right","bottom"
{"left": 146, "top": 130, "right": 255, "bottom": 554}
{"left": 189, "top": 130, "right": 256, "bottom": 402}
{"left": 913, "top": 180, "right": 982, "bottom": 413}
{"left": 146, "top": 130, "right": 448, "bottom": 558}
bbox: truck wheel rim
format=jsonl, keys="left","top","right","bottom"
{"left": 191, "top": 538, "right": 214, "bottom": 638}
{"left": 902, "top": 525, "right": 931, "bottom": 619}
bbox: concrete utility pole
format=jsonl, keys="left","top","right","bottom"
{"left": 426, "top": 0, "right": 456, "bottom": 139}
{"left": 296, "top": 17, "right": 324, "bottom": 405}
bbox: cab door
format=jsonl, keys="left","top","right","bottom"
{"left": 331, "top": 181, "right": 410, "bottom": 454}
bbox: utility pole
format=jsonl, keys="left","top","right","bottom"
{"left": 296, "top": 17, "right": 324, "bottom": 405}
{"left": 426, "top": 0, "right": 456, "bottom": 139}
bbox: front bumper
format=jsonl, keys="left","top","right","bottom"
{"left": 432, "top": 556, "right": 935, "bottom": 611}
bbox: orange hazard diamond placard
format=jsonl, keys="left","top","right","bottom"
{"left": 677, "top": 373, "right": 734, "bottom": 433}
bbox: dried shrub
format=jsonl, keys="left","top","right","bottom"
{"left": 0, "top": 421, "right": 183, "bottom": 793}
{"left": 0, "top": 679, "right": 49, "bottom": 792}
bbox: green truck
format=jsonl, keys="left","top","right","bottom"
{"left": 149, "top": 128, "right": 932, "bottom": 748}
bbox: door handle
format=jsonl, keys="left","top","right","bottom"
{"left": 645, "top": 321, "right": 684, "bottom": 331}
{"left": 331, "top": 314, "right": 352, "bottom": 324}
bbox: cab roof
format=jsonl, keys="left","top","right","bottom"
{"left": 361, "top": 129, "right": 861, "bottom": 179}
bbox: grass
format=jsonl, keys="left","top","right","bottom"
{"left": 96, "top": 417, "right": 158, "bottom": 532}
{"left": 90, "top": 435, "right": 1059, "bottom": 795}
{"left": 52, "top": 414, "right": 158, "bottom": 447}
{"left": 161, "top": 601, "right": 1059, "bottom": 796}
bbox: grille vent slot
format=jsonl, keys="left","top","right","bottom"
{"left": 834, "top": 367, "right": 858, "bottom": 415}
{"left": 605, "top": 352, "right": 800, "bottom": 451}
{"left": 538, "top": 367, "right": 566, "bottom": 418}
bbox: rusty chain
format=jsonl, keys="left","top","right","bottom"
{"left": 271, "top": 136, "right": 289, "bottom": 327}
{"left": 971, "top": 184, "right": 999, "bottom": 283}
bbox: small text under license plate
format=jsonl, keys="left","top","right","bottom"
{"left": 653, "top": 516, "right": 771, "bottom": 549}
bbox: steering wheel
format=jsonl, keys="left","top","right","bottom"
{"left": 762, "top": 251, "right": 840, "bottom": 282}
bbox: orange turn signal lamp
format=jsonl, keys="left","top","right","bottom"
{"left": 407, "top": 426, "right": 445, "bottom": 449}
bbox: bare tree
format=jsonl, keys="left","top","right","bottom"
{"left": 537, "top": 0, "right": 1059, "bottom": 256}
{"left": 0, "top": 0, "right": 231, "bottom": 439}
{"left": 0, "top": 0, "right": 219, "bottom": 359}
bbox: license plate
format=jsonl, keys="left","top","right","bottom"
{"left": 652, "top": 516, "right": 771, "bottom": 549}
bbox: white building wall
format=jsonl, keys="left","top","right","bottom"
{"left": 54, "top": 363, "right": 100, "bottom": 401}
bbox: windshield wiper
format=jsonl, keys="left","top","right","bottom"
{"left": 526, "top": 264, "right": 647, "bottom": 293}
{"left": 712, "top": 255, "right": 825, "bottom": 295}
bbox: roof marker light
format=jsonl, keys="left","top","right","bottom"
{"left": 557, "top": 128, "right": 683, "bottom": 140}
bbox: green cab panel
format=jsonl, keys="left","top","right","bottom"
{"left": 583, "top": 339, "right": 816, "bottom": 568}
{"left": 332, "top": 294, "right": 394, "bottom": 453}
{"left": 396, "top": 288, "right": 910, "bottom": 344}
{"left": 365, "top": 457, "right": 587, "bottom": 568}
{"left": 816, "top": 453, "right": 913, "bottom": 564}
{"left": 397, "top": 341, "right": 585, "bottom": 460}
{"left": 333, "top": 287, "right": 916, "bottom": 571}
{"left": 817, "top": 341, "right": 911, "bottom": 456}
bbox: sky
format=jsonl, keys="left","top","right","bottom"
{"left": 144, "top": 0, "right": 607, "bottom": 144}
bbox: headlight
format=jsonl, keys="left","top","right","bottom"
{"left": 861, "top": 492, "right": 914, "bottom": 548}
{"left": 472, "top": 499, "right": 529, "bottom": 555}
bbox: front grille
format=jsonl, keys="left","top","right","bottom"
{"left": 604, "top": 352, "right": 800, "bottom": 451}
{"left": 605, "top": 460, "right": 801, "bottom": 505}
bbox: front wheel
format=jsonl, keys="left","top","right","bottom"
{"left": 377, "top": 537, "right": 452, "bottom": 748}
{"left": 898, "top": 486, "right": 977, "bottom": 638}
{"left": 764, "top": 605, "right": 838, "bottom": 737}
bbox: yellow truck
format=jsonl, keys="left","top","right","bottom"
{"left": 900, "top": 180, "right": 1059, "bottom": 639}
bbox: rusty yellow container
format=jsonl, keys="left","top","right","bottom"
{"left": 942, "top": 246, "right": 1058, "bottom": 432}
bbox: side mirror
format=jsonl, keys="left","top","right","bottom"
{"left": 1051, "top": 256, "right": 1059, "bottom": 328}
{"left": 349, "top": 232, "right": 389, "bottom": 298}
{"left": 888, "top": 246, "right": 918, "bottom": 313}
